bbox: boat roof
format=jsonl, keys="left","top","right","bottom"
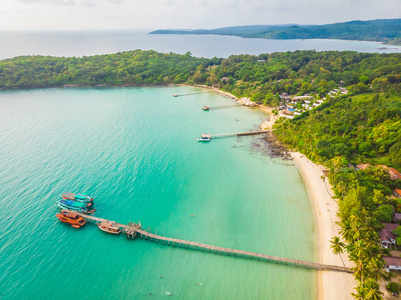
{"left": 60, "top": 199, "right": 86, "bottom": 207}
{"left": 63, "top": 211, "right": 78, "bottom": 218}
{"left": 100, "top": 221, "right": 119, "bottom": 228}
{"left": 62, "top": 192, "right": 76, "bottom": 200}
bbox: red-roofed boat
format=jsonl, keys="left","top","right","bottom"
{"left": 56, "top": 210, "right": 86, "bottom": 228}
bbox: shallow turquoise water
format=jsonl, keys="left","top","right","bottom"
{"left": 0, "top": 86, "right": 317, "bottom": 299}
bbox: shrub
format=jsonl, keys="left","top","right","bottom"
{"left": 386, "top": 282, "right": 399, "bottom": 293}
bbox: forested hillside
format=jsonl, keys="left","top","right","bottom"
{"left": 150, "top": 19, "right": 401, "bottom": 45}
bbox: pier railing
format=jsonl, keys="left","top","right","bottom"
{"left": 210, "top": 130, "right": 271, "bottom": 139}
{"left": 72, "top": 211, "right": 352, "bottom": 274}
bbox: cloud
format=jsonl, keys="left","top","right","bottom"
{"left": 108, "top": 0, "right": 123, "bottom": 4}
{"left": 19, "top": 0, "right": 76, "bottom": 4}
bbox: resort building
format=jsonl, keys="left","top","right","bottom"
{"left": 291, "top": 96, "right": 312, "bottom": 102}
{"left": 379, "top": 223, "right": 398, "bottom": 248}
{"left": 356, "top": 164, "right": 371, "bottom": 170}
{"left": 384, "top": 256, "right": 401, "bottom": 271}
{"left": 395, "top": 213, "right": 401, "bottom": 223}
{"left": 280, "top": 93, "right": 291, "bottom": 101}
{"left": 388, "top": 167, "right": 401, "bottom": 181}
{"left": 393, "top": 189, "right": 401, "bottom": 198}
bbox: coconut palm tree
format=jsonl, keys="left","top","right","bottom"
{"left": 367, "top": 257, "right": 389, "bottom": 281}
{"left": 330, "top": 236, "right": 346, "bottom": 267}
{"left": 364, "top": 278, "right": 383, "bottom": 300}
{"left": 352, "top": 283, "right": 366, "bottom": 300}
{"left": 339, "top": 220, "right": 354, "bottom": 243}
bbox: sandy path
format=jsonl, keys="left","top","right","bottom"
{"left": 291, "top": 152, "right": 355, "bottom": 300}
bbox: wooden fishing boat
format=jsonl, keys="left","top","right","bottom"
{"left": 201, "top": 105, "right": 210, "bottom": 111}
{"left": 61, "top": 192, "right": 93, "bottom": 203}
{"left": 57, "top": 199, "right": 92, "bottom": 213}
{"left": 56, "top": 210, "right": 86, "bottom": 228}
{"left": 197, "top": 133, "right": 211, "bottom": 142}
{"left": 97, "top": 221, "right": 121, "bottom": 235}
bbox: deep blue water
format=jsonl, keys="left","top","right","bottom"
{"left": 0, "top": 30, "right": 400, "bottom": 60}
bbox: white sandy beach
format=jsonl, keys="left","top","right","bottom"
{"left": 292, "top": 152, "right": 355, "bottom": 300}
{"left": 192, "top": 84, "right": 354, "bottom": 299}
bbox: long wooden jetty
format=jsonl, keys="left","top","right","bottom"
{"left": 203, "top": 104, "right": 241, "bottom": 110}
{"left": 72, "top": 211, "right": 352, "bottom": 274}
{"left": 210, "top": 130, "right": 271, "bottom": 139}
{"left": 173, "top": 91, "right": 210, "bottom": 97}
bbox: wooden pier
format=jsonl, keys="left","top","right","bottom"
{"left": 202, "top": 104, "right": 241, "bottom": 110}
{"left": 72, "top": 211, "right": 352, "bottom": 274}
{"left": 173, "top": 91, "right": 210, "bottom": 97}
{"left": 210, "top": 130, "right": 271, "bottom": 139}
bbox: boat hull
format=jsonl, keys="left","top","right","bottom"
{"left": 61, "top": 192, "right": 93, "bottom": 203}
{"left": 97, "top": 222, "right": 121, "bottom": 235}
{"left": 197, "top": 138, "right": 211, "bottom": 142}
{"left": 57, "top": 200, "right": 90, "bottom": 213}
{"left": 56, "top": 213, "right": 86, "bottom": 228}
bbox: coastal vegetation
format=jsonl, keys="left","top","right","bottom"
{"left": 2, "top": 49, "right": 401, "bottom": 298}
{"left": 150, "top": 19, "right": 401, "bottom": 45}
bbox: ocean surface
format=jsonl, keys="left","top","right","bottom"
{"left": 0, "top": 30, "right": 401, "bottom": 59}
{"left": 0, "top": 86, "right": 317, "bottom": 299}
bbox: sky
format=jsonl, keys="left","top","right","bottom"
{"left": 0, "top": 0, "right": 400, "bottom": 31}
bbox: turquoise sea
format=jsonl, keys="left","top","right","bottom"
{"left": 0, "top": 30, "right": 400, "bottom": 59}
{"left": 0, "top": 86, "right": 317, "bottom": 299}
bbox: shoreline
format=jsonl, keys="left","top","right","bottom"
{"left": 291, "top": 152, "right": 355, "bottom": 300}
{"left": 195, "top": 83, "right": 355, "bottom": 299}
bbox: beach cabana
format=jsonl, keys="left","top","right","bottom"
{"left": 384, "top": 256, "right": 401, "bottom": 271}
{"left": 379, "top": 223, "right": 398, "bottom": 248}
{"left": 393, "top": 189, "right": 401, "bottom": 198}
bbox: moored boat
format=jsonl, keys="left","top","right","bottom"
{"left": 57, "top": 199, "right": 92, "bottom": 213}
{"left": 197, "top": 133, "right": 211, "bottom": 142}
{"left": 97, "top": 221, "right": 121, "bottom": 235}
{"left": 56, "top": 210, "right": 86, "bottom": 228}
{"left": 61, "top": 192, "right": 93, "bottom": 203}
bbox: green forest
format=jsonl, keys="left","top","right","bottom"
{"left": 150, "top": 19, "right": 401, "bottom": 45}
{"left": 2, "top": 49, "right": 401, "bottom": 299}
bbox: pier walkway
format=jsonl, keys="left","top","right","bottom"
{"left": 73, "top": 211, "right": 352, "bottom": 274}
{"left": 203, "top": 104, "right": 241, "bottom": 110}
{"left": 210, "top": 130, "right": 271, "bottom": 139}
{"left": 173, "top": 91, "right": 210, "bottom": 97}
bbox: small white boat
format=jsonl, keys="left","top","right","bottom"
{"left": 197, "top": 133, "right": 211, "bottom": 142}
{"left": 97, "top": 221, "right": 121, "bottom": 235}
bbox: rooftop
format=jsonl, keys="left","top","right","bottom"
{"left": 356, "top": 164, "right": 371, "bottom": 170}
{"left": 378, "top": 222, "right": 398, "bottom": 242}
{"left": 384, "top": 256, "right": 401, "bottom": 267}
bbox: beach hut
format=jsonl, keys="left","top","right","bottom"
{"left": 393, "top": 189, "right": 401, "bottom": 198}
{"left": 356, "top": 164, "right": 371, "bottom": 170}
{"left": 384, "top": 256, "right": 401, "bottom": 271}
{"left": 379, "top": 223, "right": 398, "bottom": 248}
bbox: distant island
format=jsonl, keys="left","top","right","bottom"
{"left": 150, "top": 19, "right": 401, "bottom": 45}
